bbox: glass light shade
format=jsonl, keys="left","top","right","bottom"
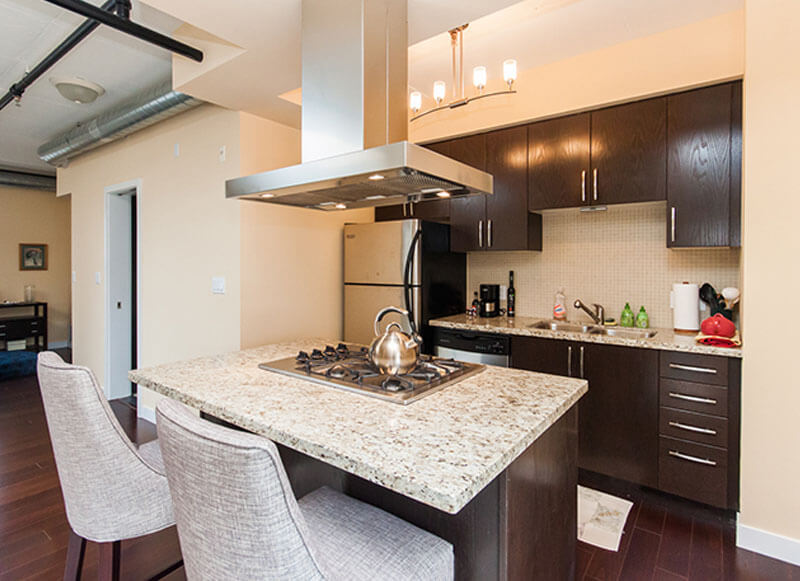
{"left": 472, "top": 66, "right": 487, "bottom": 90}
{"left": 503, "top": 59, "right": 517, "bottom": 85}
{"left": 433, "top": 81, "right": 446, "bottom": 104}
{"left": 409, "top": 91, "right": 422, "bottom": 113}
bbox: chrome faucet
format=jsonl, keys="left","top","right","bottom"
{"left": 574, "top": 300, "right": 605, "bottom": 326}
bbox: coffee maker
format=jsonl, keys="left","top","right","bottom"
{"left": 479, "top": 284, "right": 500, "bottom": 318}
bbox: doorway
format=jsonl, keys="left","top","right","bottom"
{"left": 104, "top": 181, "right": 139, "bottom": 401}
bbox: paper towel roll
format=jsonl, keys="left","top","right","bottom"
{"left": 671, "top": 283, "right": 700, "bottom": 331}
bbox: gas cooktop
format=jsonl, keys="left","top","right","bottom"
{"left": 259, "top": 343, "right": 484, "bottom": 404}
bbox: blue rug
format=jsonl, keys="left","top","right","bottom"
{"left": 0, "top": 350, "right": 38, "bottom": 381}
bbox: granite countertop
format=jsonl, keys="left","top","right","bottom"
{"left": 430, "top": 314, "right": 742, "bottom": 359}
{"left": 130, "top": 340, "right": 587, "bottom": 514}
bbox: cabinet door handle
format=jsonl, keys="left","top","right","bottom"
{"left": 478, "top": 220, "right": 484, "bottom": 248}
{"left": 671, "top": 206, "right": 676, "bottom": 243}
{"left": 581, "top": 170, "right": 586, "bottom": 202}
{"left": 668, "top": 421, "right": 717, "bottom": 435}
{"left": 668, "top": 392, "right": 717, "bottom": 405}
{"left": 668, "top": 450, "right": 717, "bottom": 467}
{"left": 592, "top": 168, "right": 598, "bottom": 201}
{"left": 579, "top": 346, "right": 585, "bottom": 378}
{"left": 567, "top": 346, "right": 573, "bottom": 377}
{"left": 487, "top": 219, "right": 493, "bottom": 247}
{"left": 669, "top": 363, "right": 717, "bottom": 375}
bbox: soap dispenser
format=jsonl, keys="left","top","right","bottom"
{"left": 620, "top": 303, "right": 634, "bottom": 327}
{"left": 635, "top": 306, "right": 650, "bottom": 329}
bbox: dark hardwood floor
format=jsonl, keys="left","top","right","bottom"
{"left": 1, "top": 357, "right": 797, "bottom": 580}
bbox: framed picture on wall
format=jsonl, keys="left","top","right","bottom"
{"left": 19, "top": 243, "right": 48, "bottom": 271}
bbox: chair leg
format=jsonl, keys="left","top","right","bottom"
{"left": 97, "top": 540, "right": 121, "bottom": 581}
{"left": 64, "top": 529, "right": 86, "bottom": 581}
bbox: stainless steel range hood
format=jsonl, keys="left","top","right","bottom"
{"left": 225, "top": 0, "right": 492, "bottom": 210}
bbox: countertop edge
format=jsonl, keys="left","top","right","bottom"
{"left": 429, "top": 318, "right": 742, "bottom": 359}
{"left": 130, "top": 370, "right": 588, "bottom": 514}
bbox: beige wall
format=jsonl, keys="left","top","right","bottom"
{"left": 58, "top": 105, "right": 243, "bottom": 411}
{"left": 0, "top": 186, "right": 71, "bottom": 345}
{"left": 238, "top": 113, "right": 373, "bottom": 348}
{"left": 738, "top": 0, "right": 800, "bottom": 557}
{"left": 469, "top": 203, "right": 741, "bottom": 328}
{"left": 410, "top": 10, "right": 744, "bottom": 143}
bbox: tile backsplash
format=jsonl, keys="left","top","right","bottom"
{"left": 467, "top": 202, "right": 741, "bottom": 328}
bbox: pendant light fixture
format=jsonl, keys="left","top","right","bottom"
{"left": 410, "top": 23, "right": 517, "bottom": 121}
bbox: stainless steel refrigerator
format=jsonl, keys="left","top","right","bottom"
{"left": 344, "top": 219, "right": 466, "bottom": 350}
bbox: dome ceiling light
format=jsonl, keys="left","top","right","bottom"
{"left": 50, "top": 76, "right": 106, "bottom": 104}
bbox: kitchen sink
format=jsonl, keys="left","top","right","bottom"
{"left": 527, "top": 321, "right": 596, "bottom": 333}
{"left": 589, "top": 327, "right": 658, "bottom": 339}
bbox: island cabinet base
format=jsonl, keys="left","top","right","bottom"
{"left": 276, "top": 407, "right": 578, "bottom": 581}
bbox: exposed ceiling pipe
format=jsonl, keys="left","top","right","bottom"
{"left": 37, "top": 81, "right": 203, "bottom": 166}
{"left": 43, "top": 0, "right": 203, "bottom": 63}
{"left": 0, "top": 0, "right": 116, "bottom": 112}
{"left": 0, "top": 170, "right": 56, "bottom": 192}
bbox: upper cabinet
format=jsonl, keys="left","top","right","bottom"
{"left": 528, "top": 99, "right": 667, "bottom": 210}
{"left": 667, "top": 82, "right": 742, "bottom": 248}
{"left": 528, "top": 113, "right": 591, "bottom": 210}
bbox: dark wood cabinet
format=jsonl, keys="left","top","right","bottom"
{"left": 590, "top": 98, "right": 667, "bottom": 205}
{"left": 446, "top": 134, "right": 487, "bottom": 252}
{"left": 528, "top": 113, "right": 591, "bottom": 210}
{"left": 667, "top": 82, "right": 742, "bottom": 248}
{"left": 0, "top": 302, "right": 48, "bottom": 352}
{"left": 511, "top": 336, "right": 571, "bottom": 376}
{"left": 579, "top": 343, "right": 659, "bottom": 488}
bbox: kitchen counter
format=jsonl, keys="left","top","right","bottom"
{"left": 130, "top": 340, "right": 587, "bottom": 515}
{"left": 430, "top": 314, "right": 743, "bottom": 358}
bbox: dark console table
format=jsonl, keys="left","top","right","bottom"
{"left": 0, "top": 302, "right": 48, "bottom": 352}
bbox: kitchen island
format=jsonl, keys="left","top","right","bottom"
{"left": 131, "top": 340, "right": 587, "bottom": 580}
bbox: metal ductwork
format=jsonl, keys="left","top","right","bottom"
{"left": 37, "top": 81, "right": 203, "bottom": 166}
{"left": 0, "top": 170, "right": 56, "bottom": 192}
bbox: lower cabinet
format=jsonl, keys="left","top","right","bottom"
{"left": 511, "top": 335, "right": 741, "bottom": 508}
{"left": 511, "top": 337, "right": 659, "bottom": 489}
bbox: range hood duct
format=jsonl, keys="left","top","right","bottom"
{"left": 0, "top": 170, "right": 56, "bottom": 192}
{"left": 225, "top": 0, "right": 492, "bottom": 210}
{"left": 38, "top": 81, "right": 202, "bottom": 167}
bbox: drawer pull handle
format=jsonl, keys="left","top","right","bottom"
{"left": 668, "top": 450, "right": 717, "bottom": 466}
{"left": 668, "top": 421, "right": 717, "bottom": 435}
{"left": 668, "top": 392, "right": 717, "bottom": 405}
{"left": 669, "top": 363, "right": 717, "bottom": 375}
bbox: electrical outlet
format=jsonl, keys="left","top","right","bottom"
{"left": 218, "top": 145, "right": 226, "bottom": 162}
{"left": 174, "top": 143, "right": 180, "bottom": 157}
{"left": 94, "top": 272, "right": 101, "bottom": 285}
{"left": 211, "top": 276, "right": 226, "bottom": 294}
{"left": 72, "top": 271, "right": 77, "bottom": 283}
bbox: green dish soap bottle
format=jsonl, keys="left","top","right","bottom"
{"left": 620, "top": 303, "right": 634, "bottom": 327}
{"left": 635, "top": 306, "right": 649, "bottom": 329}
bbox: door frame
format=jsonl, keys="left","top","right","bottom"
{"left": 103, "top": 179, "right": 142, "bottom": 400}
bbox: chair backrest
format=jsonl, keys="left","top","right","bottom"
{"left": 156, "top": 398, "right": 328, "bottom": 580}
{"left": 36, "top": 352, "right": 173, "bottom": 542}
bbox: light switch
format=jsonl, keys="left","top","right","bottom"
{"left": 95, "top": 272, "right": 101, "bottom": 285}
{"left": 211, "top": 276, "right": 226, "bottom": 295}
{"left": 72, "top": 271, "right": 77, "bottom": 283}
{"left": 218, "top": 145, "right": 226, "bottom": 162}
{"left": 174, "top": 143, "right": 180, "bottom": 157}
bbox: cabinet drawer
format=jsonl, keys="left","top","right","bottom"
{"left": 660, "top": 407, "right": 728, "bottom": 448}
{"left": 660, "top": 351, "right": 728, "bottom": 386}
{"left": 659, "top": 436, "right": 728, "bottom": 507}
{"left": 659, "top": 379, "right": 728, "bottom": 417}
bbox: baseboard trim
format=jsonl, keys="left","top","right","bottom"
{"left": 137, "top": 403, "right": 156, "bottom": 424}
{"left": 737, "top": 520, "right": 800, "bottom": 566}
{"left": 47, "top": 341, "right": 70, "bottom": 349}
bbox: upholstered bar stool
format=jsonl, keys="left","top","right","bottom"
{"left": 156, "top": 399, "right": 455, "bottom": 581}
{"left": 37, "top": 352, "right": 180, "bottom": 580}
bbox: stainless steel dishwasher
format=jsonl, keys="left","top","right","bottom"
{"left": 432, "top": 328, "right": 510, "bottom": 367}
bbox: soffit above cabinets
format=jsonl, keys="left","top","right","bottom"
{"left": 143, "top": 0, "right": 741, "bottom": 130}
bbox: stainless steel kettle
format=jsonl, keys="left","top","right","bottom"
{"left": 368, "top": 306, "right": 421, "bottom": 375}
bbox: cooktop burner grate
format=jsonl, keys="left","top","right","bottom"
{"left": 259, "top": 343, "right": 484, "bottom": 404}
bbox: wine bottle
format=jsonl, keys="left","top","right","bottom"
{"left": 507, "top": 271, "right": 516, "bottom": 317}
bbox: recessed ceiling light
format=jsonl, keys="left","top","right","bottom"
{"left": 436, "top": 191, "right": 451, "bottom": 198}
{"left": 368, "top": 174, "right": 385, "bottom": 181}
{"left": 335, "top": 203, "right": 347, "bottom": 209}
{"left": 261, "top": 193, "right": 275, "bottom": 198}
{"left": 49, "top": 76, "right": 105, "bottom": 104}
